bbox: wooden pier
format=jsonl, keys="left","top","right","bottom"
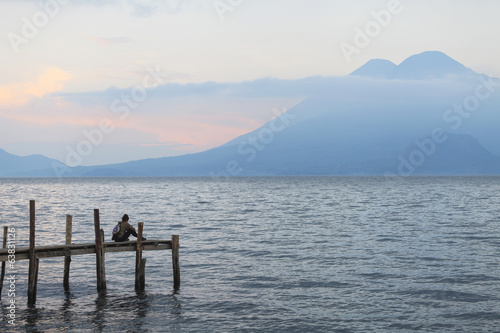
{"left": 0, "top": 200, "right": 180, "bottom": 305}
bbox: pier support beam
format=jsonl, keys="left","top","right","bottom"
{"left": 28, "top": 200, "right": 38, "bottom": 305}
{"left": 63, "top": 215, "right": 72, "bottom": 290}
{"left": 172, "top": 235, "right": 180, "bottom": 289}
{"left": 94, "top": 209, "right": 106, "bottom": 292}
{"left": 135, "top": 222, "right": 146, "bottom": 290}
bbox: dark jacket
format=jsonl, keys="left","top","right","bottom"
{"left": 114, "top": 221, "right": 138, "bottom": 241}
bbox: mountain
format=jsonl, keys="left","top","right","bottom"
{"left": 0, "top": 148, "right": 62, "bottom": 177}
{"left": 2, "top": 51, "right": 500, "bottom": 177}
{"left": 392, "top": 51, "right": 475, "bottom": 79}
{"left": 350, "top": 59, "right": 397, "bottom": 78}
{"left": 4, "top": 132, "right": 500, "bottom": 178}
{"left": 351, "top": 51, "right": 476, "bottom": 80}
{"left": 71, "top": 74, "right": 500, "bottom": 177}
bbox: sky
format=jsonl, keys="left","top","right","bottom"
{"left": 1, "top": 0, "right": 499, "bottom": 166}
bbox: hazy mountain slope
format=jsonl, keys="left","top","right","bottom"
{"left": 0, "top": 148, "right": 61, "bottom": 177}
{"left": 395, "top": 134, "right": 500, "bottom": 175}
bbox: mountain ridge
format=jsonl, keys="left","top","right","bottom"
{"left": 350, "top": 51, "right": 476, "bottom": 80}
{"left": 0, "top": 148, "right": 62, "bottom": 177}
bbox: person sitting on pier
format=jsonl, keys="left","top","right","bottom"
{"left": 112, "top": 214, "right": 146, "bottom": 242}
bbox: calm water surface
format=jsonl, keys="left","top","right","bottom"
{"left": 0, "top": 176, "right": 499, "bottom": 332}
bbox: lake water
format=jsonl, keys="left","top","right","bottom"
{"left": 0, "top": 176, "right": 499, "bottom": 332}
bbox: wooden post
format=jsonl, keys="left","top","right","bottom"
{"left": 100, "top": 229, "right": 106, "bottom": 288}
{"left": 94, "top": 209, "right": 106, "bottom": 292}
{"left": 28, "top": 200, "right": 37, "bottom": 305}
{"left": 139, "top": 258, "right": 146, "bottom": 290}
{"left": 34, "top": 258, "right": 39, "bottom": 300}
{"left": 171, "top": 235, "right": 180, "bottom": 289}
{"left": 0, "top": 226, "right": 7, "bottom": 298}
{"left": 135, "top": 222, "right": 146, "bottom": 290}
{"left": 63, "top": 215, "right": 72, "bottom": 290}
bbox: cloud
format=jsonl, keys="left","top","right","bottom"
{"left": 17, "top": 0, "right": 199, "bottom": 16}
{"left": 56, "top": 77, "right": 316, "bottom": 108}
{"left": 113, "top": 0, "right": 198, "bottom": 16}
{"left": 0, "top": 67, "right": 71, "bottom": 106}
{"left": 3, "top": 76, "right": 304, "bottom": 161}
{"left": 50, "top": 77, "right": 308, "bottom": 150}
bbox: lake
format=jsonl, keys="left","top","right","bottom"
{"left": 0, "top": 176, "right": 499, "bottom": 332}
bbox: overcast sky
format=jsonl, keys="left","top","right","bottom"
{"left": 1, "top": 0, "right": 499, "bottom": 165}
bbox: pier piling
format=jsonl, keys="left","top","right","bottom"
{"left": 63, "top": 215, "right": 72, "bottom": 290}
{"left": 28, "top": 200, "right": 38, "bottom": 305}
{"left": 135, "top": 222, "right": 146, "bottom": 290}
{"left": 0, "top": 227, "right": 7, "bottom": 298}
{"left": 172, "top": 234, "right": 180, "bottom": 289}
{"left": 94, "top": 209, "right": 106, "bottom": 292}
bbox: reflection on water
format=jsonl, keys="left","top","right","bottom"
{"left": 12, "top": 286, "right": 181, "bottom": 332}
{"left": 25, "top": 306, "right": 43, "bottom": 333}
{"left": 61, "top": 291, "right": 75, "bottom": 328}
{"left": 92, "top": 291, "right": 108, "bottom": 332}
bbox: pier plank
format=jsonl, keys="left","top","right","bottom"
{"left": 0, "top": 240, "right": 172, "bottom": 261}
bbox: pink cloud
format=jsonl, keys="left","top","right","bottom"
{"left": 0, "top": 67, "right": 71, "bottom": 107}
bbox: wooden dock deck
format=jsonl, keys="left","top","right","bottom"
{"left": 0, "top": 200, "right": 180, "bottom": 305}
{"left": 0, "top": 239, "right": 173, "bottom": 261}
